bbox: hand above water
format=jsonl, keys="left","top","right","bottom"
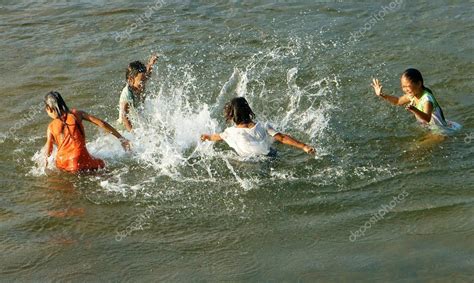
{"left": 120, "top": 138, "right": 131, "bottom": 152}
{"left": 148, "top": 54, "right": 159, "bottom": 65}
{"left": 303, "top": 145, "right": 316, "bottom": 155}
{"left": 200, "top": 134, "right": 223, "bottom": 142}
{"left": 200, "top": 134, "right": 211, "bottom": 141}
{"left": 405, "top": 104, "right": 416, "bottom": 113}
{"left": 371, "top": 78, "right": 383, "bottom": 97}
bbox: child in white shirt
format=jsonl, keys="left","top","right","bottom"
{"left": 201, "top": 97, "right": 315, "bottom": 157}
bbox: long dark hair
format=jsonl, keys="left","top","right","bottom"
{"left": 224, "top": 97, "right": 255, "bottom": 125}
{"left": 44, "top": 91, "right": 84, "bottom": 140}
{"left": 44, "top": 91, "right": 69, "bottom": 119}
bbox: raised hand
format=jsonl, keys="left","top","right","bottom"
{"left": 371, "top": 78, "right": 383, "bottom": 97}
{"left": 148, "top": 54, "right": 159, "bottom": 65}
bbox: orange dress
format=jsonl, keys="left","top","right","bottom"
{"left": 48, "top": 109, "right": 105, "bottom": 172}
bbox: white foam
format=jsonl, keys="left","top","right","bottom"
{"left": 29, "top": 146, "right": 56, "bottom": 176}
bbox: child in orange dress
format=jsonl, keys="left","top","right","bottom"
{"left": 44, "top": 91, "right": 130, "bottom": 172}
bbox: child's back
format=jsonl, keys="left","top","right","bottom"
{"left": 220, "top": 122, "right": 277, "bottom": 156}
{"left": 201, "top": 97, "right": 315, "bottom": 157}
{"left": 44, "top": 91, "right": 129, "bottom": 173}
{"left": 49, "top": 110, "right": 105, "bottom": 172}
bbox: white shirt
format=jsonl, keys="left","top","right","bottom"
{"left": 219, "top": 122, "right": 279, "bottom": 157}
{"left": 117, "top": 84, "right": 138, "bottom": 125}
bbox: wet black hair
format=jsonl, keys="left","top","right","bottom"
{"left": 44, "top": 91, "right": 69, "bottom": 118}
{"left": 402, "top": 68, "right": 433, "bottom": 94}
{"left": 126, "top": 61, "right": 146, "bottom": 81}
{"left": 224, "top": 97, "right": 255, "bottom": 125}
{"left": 44, "top": 91, "right": 84, "bottom": 139}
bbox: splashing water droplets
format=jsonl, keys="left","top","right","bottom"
{"left": 29, "top": 43, "right": 341, "bottom": 194}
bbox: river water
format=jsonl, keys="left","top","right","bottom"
{"left": 1, "top": 0, "right": 473, "bottom": 281}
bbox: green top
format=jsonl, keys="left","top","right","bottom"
{"left": 412, "top": 89, "right": 447, "bottom": 127}
{"left": 117, "top": 84, "right": 138, "bottom": 126}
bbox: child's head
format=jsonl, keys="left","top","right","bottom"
{"left": 44, "top": 91, "right": 69, "bottom": 119}
{"left": 224, "top": 97, "right": 255, "bottom": 125}
{"left": 126, "top": 61, "right": 147, "bottom": 92}
{"left": 401, "top": 68, "right": 425, "bottom": 97}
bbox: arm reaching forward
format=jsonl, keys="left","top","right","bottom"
{"left": 273, "top": 133, "right": 315, "bottom": 154}
{"left": 76, "top": 110, "right": 131, "bottom": 151}
{"left": 200, "top": 134, "right": 223, "bottom": 142}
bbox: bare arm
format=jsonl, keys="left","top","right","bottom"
{"left": 406, "top": 101, "right": 433, "bottom": 123}
{"left": 200, "top": 134, "right": 223, "bottom": 142}
{"left": 273, "top": 133, "right": 315, "bottom": 154}
{"left": 371, "top": 78, "right": 411, "bottom": 106}
{"left": 146, "top": 54, "right": 159, "bottom": 78}
{"left": 77, "top": 110, "right": 131, "bottom": 151}
{"left": 138, "top": 54, "right": 159, "bottom": 101}
{"left": 44, "top": 126, "right": 54, "bottom": 166}
{"left": 121, "top": 103, "right": 133, "bottom": 132}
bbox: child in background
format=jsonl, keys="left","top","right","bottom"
{"left": 118, "top": 54, "right": 158, "bottom": 131}
{"left": 44, "top": 91, "right": 130, "bottom": 172}
{"left": 372, "top": 68, "right": 453, "bottom": 131}
{"left": 201, "top": 97, "right": 315, "bottom": 157}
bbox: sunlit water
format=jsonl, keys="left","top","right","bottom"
{"left": 1, "top": 1, "right": 473, "bottom": 281}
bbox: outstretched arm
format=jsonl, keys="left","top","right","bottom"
{"left": 371, "top": 78, "right": 411, "bottom": 106}
{"left": 200, "top": 134, "right": 223, "bottom": 142}
{"left": 273, "top": 133, "right": 315, "bottom": 154}
{"left": 77, "top": 110, "right": 131, "bottom": 151}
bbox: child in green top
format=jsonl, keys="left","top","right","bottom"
{"left": 118, "top": 54, "right": 158, "bottom": 131}
{"left": 372, "top": 68, "right": 449, "bottom": 129}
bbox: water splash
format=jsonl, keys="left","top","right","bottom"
{"left": 29, "top": 43, "right": 341, "bottom": 194}
{"left": 29, "top": 146, "right": 56, "bottom": 176}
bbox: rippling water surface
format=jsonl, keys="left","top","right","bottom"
{"left": 1, "top": 1, "right": 473, "bottom": 281}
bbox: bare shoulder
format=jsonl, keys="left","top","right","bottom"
{"left": 398, "top": 94, "right": 411, "bottom": 105}
{"left": 47, "top": 120, "right": 55, "bottom": 131}
{"left": 71, "top": 109, "right": 86, "bottom": 120}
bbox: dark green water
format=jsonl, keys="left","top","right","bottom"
{"left": 1, "top": 1, "right": 473, "bottom": 281}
